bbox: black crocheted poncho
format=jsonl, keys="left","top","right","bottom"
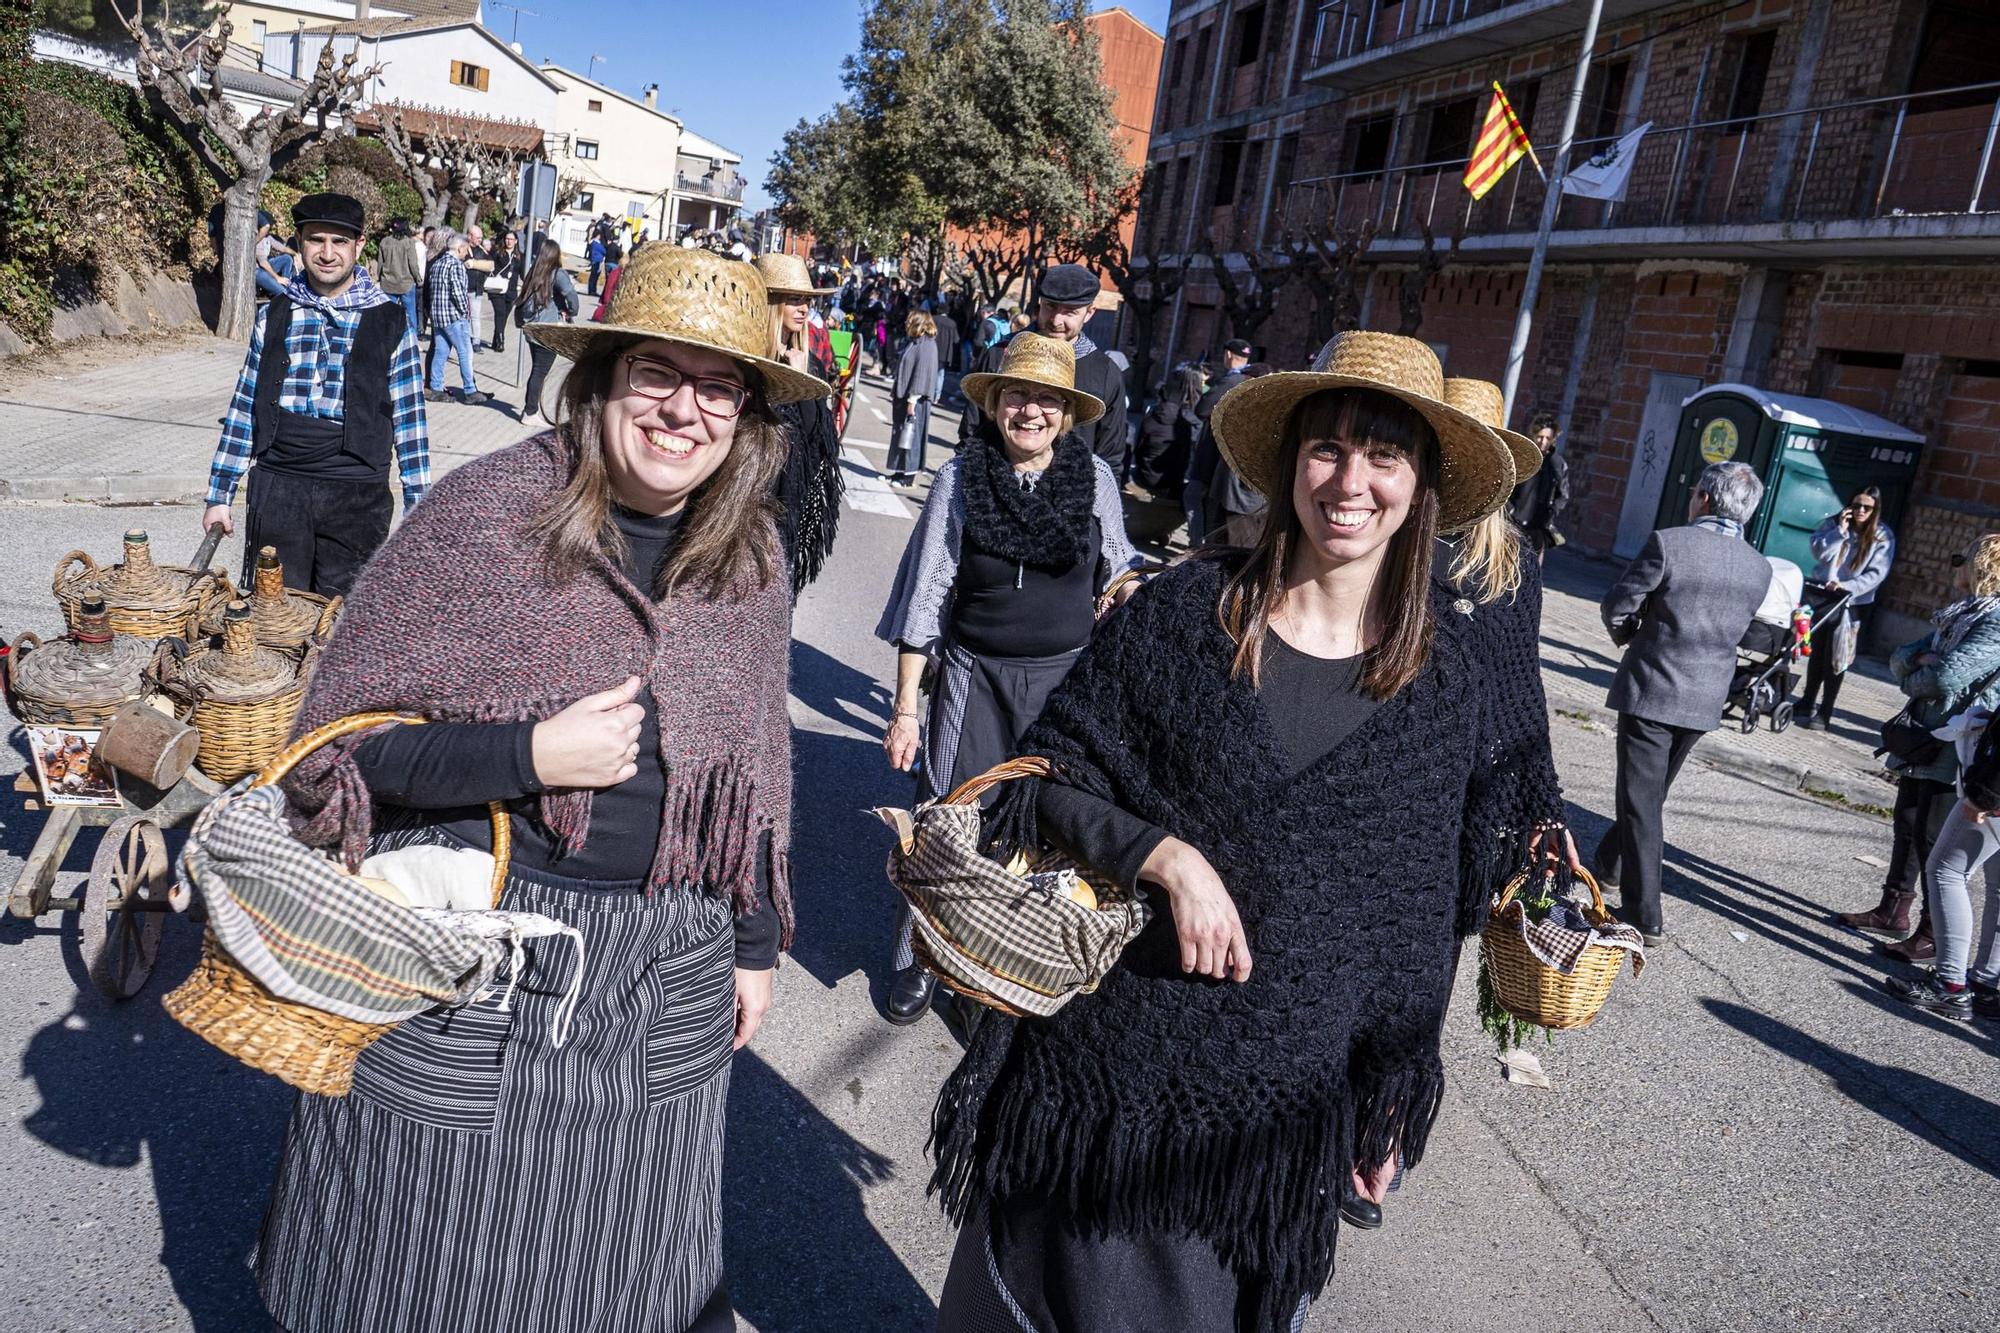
{"left": 773, "top": 348, "right": 844, "bottom": 594}
{"left": 932, "top": 555, "right": 1555, "bottom": 1330}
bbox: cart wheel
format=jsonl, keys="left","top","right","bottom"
{"left": 1738, "top": 708, "right": 1759, "bottom": 735}
{"left": 1772, "top": 700, "right": 1796, "bottom": 733}
{"left": 82, "top": 817, "right": 169, "bottom": 1000}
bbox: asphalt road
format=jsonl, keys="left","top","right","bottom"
{"left": 0, "top": 371, "right": 1994, "bottom": 1332}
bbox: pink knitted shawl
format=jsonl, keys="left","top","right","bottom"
{"left": 283, "top": 431, "right": 795, "bottom": 944}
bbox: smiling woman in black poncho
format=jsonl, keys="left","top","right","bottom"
{"left": 929, "top": 331, "right": 1548, "bottom": 1333}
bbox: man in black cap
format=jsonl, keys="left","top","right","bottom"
{"left": 202, "top": 192, "right": 430, "bottom": 597}
{"left": 959, "top": 262, "right": 1129, "bottom": 473}
{"left": 1184, "top": 338, "right": 1252, "bottom": 542}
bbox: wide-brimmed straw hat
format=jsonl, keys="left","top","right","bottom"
{"left": 1208, "top": 330, "right": 1515, "bottom": 533}
{"left": 524, "top": 247, "right": 829, "bottom": 404}
{"left": 1442, "top": 378, "right": 1541, "bottom": 484}
{"left": 752, "top": 252, "right": 836, "bottom": 298}
{"left": 959, "top": 332, "right": 1105, "bottom": 426}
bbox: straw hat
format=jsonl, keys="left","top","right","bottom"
{"left": 959, "top": 332, "right": 1105, "bottom": 426}
{"left": 752, "top": 251, "right": 836, "bottom": 298}
{"left": 1442, "top": 378, "right": 1541, "bottom": 483}
{"left": 524, "top": 246, "right": 829, "bottom": 404}
{"left": 1208, "top": 330, "right": 1515, "bottom": 533}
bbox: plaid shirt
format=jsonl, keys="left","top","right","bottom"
{"left": 208, "top": 269, "right": 430, "bottom": 509}
{"left": 427, "top": 251, "right": 471, "bottom": 327}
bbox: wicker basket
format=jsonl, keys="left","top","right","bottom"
{"left": 162, "top": 712, "right": 511, "bottom": 1096}
{"left": 194, "top": 547, "right": 340, "bottom": 652}
{"left": 1480, "top": 867, "right": 1625, "bottom": 1031}
{"left": 7, "top": 598, "right": 158, "bottom": 728}
{"left": 152, "top": 602, "right": 317, "bottom": 782}
{"left": 54, "top": 529, "right": 219, "bottom": 641}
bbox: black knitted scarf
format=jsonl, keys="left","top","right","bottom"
{"left": 933, "top": 557, "right": 1535, "bottom": 1332}
{"left": 956, "top": 421, "right": 1095, "bottom": 571}
{"left": 774, "top": 348, "right": 844, "bottom": 594}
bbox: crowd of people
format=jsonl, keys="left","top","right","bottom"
{"left": 190, "top": 188, "right": 1999, "bottom": 1333}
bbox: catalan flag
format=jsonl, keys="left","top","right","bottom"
{"left": 1463, "top": 82, "right": 1541, "bottom": 200}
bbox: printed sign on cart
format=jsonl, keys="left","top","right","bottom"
{"left": 26, "top": 725, "right": 122, "bottom": 807}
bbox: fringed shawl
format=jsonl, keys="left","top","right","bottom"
{"left": 283, "top": 431, "right": 797, "bottom": 945}
{"left": 932, "top": 557, "right": 1528, "bottom": 1331}
{"left": 774, "top": 348, "right": 844, "bottom": 595}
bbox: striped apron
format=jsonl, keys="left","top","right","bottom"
{"left": 255, "top": 834, "right": 737, "bottom": 1333}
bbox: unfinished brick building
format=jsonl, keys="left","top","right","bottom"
{"left": 1131, "top": 0, "right": 1998, "bottom": 646}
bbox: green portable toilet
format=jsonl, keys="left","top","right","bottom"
{"left": 1654, "top": 384, "right": 1925, "bottom": 576}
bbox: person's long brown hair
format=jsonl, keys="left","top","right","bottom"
{"left": 1217, "top": 387, "right": 1440, "bottom": 700}
{"left": 521, "top": 237, "right": 564, "bottom": 314}
{"left": 1848, "top": 484, "right": 1884, "bottom": 566}
{"left": 527, "top": 341, "right": 785, "bottom": 599}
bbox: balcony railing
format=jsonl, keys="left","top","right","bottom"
{"left": 676, "top": 172, "right": 745, "bottom": 202}
{"left": 1273, "top": 81, "right": 2000, "bottom": 247}
{"left": 1309, "top": 0, "right": 1508, "bottom": 67}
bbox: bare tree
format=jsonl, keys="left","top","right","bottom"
{"left": 963, "top": 233, "right": 1031, "bottom": 307}
{"left": 378, "top": 105, "right": 533, "bottom": 230}
{"left": 111, "top": 3, "right": 377, "bottom": 339}
{"left": 554, "top": 172, "right": 588, "bottom": 215}
{"left": 1194, "top": 233, "right": 1294, "bottom": 350}
{"left": 1100, "top": 238, "right": 1185, "bottom": 399}
{"left": 1283, "top": 218, "right": 1377, "bottom": 347}
{"left": 1396, "top": 215, "right": 1461, "bottom": 337}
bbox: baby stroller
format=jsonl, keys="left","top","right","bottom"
{"left": 1727, "top": 587, "right": 1853, "bottom": 734}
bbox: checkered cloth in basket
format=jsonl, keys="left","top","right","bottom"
{"left": 1493, "top": 891, "right": 1648, "bottom": 978}
{"left": 875, "top": 758, "right": 1150, "bottom": 1019}
{"left": 182, "top": 781, "right": 517, "bottom": 1025}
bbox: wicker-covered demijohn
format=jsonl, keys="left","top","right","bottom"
{"left": 53, "top": 528, "right": 219, "bottom": 641}
{"left": 7, "top": 597, "right": 157, "bottom": 728}
{"left": 153, "top": 601, "right": 315, "bottom": 783}
{"left": 195, "top": 547, "right": 340, "bottom": 652}
{"left": 1481, "top": 867, "right": 1629, "bottom": 1031}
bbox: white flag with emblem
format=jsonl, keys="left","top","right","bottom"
{"left": 1560, "top": 122, "right": 1652, "bottom": 202}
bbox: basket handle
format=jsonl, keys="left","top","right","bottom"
{"left": 251, "top": 712, "right": 511, "bottom": 909}
{"left": 7, "top": 632, "right": 40, "bottom": 691}
{"left": 941, "top": 755, "right": 1053, "bottom": 808}
{"left": 313, "top": 595, "right": 343, "bottom": 640}
{"left": 51, "top": 550, "right": 99, "bottom": 599}
{"left": 1493, "top": 864, "right": 1607, "bottom": 920}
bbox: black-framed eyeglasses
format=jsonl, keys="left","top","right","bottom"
{"left": 621, "top": 354, "right": 747, "bottom": 419}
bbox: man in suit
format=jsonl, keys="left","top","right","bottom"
{"left": 958, "top": 263, "right": 1129, "bottom": 474}
{"left": 1594, "top": 461, "right": 1774, "bottom": 944}
{"left": 1183, "top": 339, "right": 1252, "bottom": 542}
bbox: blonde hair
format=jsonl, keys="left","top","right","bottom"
{"left": 1450, "top": 509, "right": 1524, "bottom": 604}
{"left": 906, "top": 310, "right": 936, "bottom": 339}
{"left": 1971, "top": 532, "right": 2000, "bottom": 598}
{"left": 766, "top": 302, "right": 805, "bottom": 360}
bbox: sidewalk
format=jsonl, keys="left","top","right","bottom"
{"left": 0, "top": 315, "right": 558, "bottom": 503}
{"left": 1538, "top": 549, "right": 1900, "bottom": 816}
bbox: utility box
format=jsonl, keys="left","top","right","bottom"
{"left": 1656, "top": 384, "right": 1926, "bottom": 575}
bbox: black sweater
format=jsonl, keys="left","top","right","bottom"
{"left": 353, "top": 505, "right": 780, "bottom": 968}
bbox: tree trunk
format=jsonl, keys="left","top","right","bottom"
{"left": 216, "top": 173, "right": 269, "bottom": 342}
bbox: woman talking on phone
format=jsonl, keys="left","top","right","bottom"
{"left": 1799, "top": 486, "right": 1896, "bottom": 730}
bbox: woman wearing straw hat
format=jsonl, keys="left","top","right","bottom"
{"left": 755, "top": 250, "right": 845, "bottom": 593}
{"left": 928, "top": 331, "right": 1553, "bottom": 1331}
{"left": 875, "top": 332, "right": 1144, "bottom": 1025}
{"left": 253, "top": 245, "right": 827, "bottom": 1333}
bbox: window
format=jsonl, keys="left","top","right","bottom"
{"left": 1582, "top": 61, "right": 1627, "bottom": 142}
{"left": 1169, "top": 36, "right": 1188, "bottom": 91}
{"left": 1272, "top": 133, "right": 1300, "bottom": 196}
{"left": 1506, "top": 78, "right": 1543, "bottom": 139}
{"left": 1191, "top": 25, "right": 1212, "bottom": 106}
{"left": 450, "top": 60, "right": 490, "bottom": 91}
{"left": 1346, "top": 113, "right": 1393, "bottom": 177}
{"left": 1723, "top": 29, "right": 1777, "bottom": 123}
{"left": 1237, "top": 139, "right": 1266, "bottom": 212}
{"left": 587, "top": 99, "right": 603, "bottom": 113}
{"left": 1170, "top": 156, "right": 1193, "bottom": 218}
{"left": 1235, "top": 3, "right": 1265, "bottom": 66}
{"left": 1211, "top": 137, "right": 1245, "bottom": 206}
{"left": 251, "top": 19, "right": 266, "bottom": 44}
{"left": 1908, "top": 2, "right": 2000, "bottom": 110}
{"left": 574, "top": 191, "right": 595, "bottom": 211}
{"left": 1420, "top": 96, "right": 1479, "bottom": 165}
{"left": 575, "top": 139, "right": 600, "bottom": 160}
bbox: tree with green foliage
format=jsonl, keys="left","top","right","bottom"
{"left": 109, "top": 2, "right": 376, "bottom": 339}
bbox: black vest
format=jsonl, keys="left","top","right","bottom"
{"left": 251, "top": 294, "right": 403, "bottom": 472}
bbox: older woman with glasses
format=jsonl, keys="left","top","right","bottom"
{"left": 875, "top": 332, "right": 1143, "bottom": 1025}
{"left": 254, "top": 246, "right": 826, "bottom": 1333}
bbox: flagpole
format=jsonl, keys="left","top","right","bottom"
{"left": 1500, "top": 0, "right": 1608, "bottom": 423}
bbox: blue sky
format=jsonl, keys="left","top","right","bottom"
{"left": 521, "top": 1, "right": 1172, "bottom": 212}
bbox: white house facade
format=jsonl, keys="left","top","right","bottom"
{"left": 666, "top": 128, "right": 747, "bottom": 241}
{"left": 261, "top": 15, "right": 558, "bottom": 138}
{"left": 540, "top": 66, "right": 682, "bottom": 254}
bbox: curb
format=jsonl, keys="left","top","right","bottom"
{"left": 1548, "top": 695, "right": 1894, "bottom": 818}
{"left": 0, "top": 474, "right": 208, "bottom": 504}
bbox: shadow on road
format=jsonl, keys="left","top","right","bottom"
{"left": 18, "top": 939, "right": 289, "bottom": 1332}
{"left": 1701, "top": 997, "right": 2000, "bottom": 1180}
{"left": 724, "top": 1047, "right": 935, "bottom": 1332}
{"left": 786, "top": 727, "right": 911, "bottom": 1005}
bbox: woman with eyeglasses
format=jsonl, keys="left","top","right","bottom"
{"left": 255, "top": 246, "right": 827, "bottom": 1333}
{"left": 874, "top": 332, "right": 1144, "bottom": 1025}
{"left": 1799, "top": 485, "right": 1896, "bottom": 730}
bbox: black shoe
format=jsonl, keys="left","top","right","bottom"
{"left": 885, "top": 965, "right": 937, "bottom": 1025}
{"left": 1974, "top": 986, "right": 2000, "bottom": 1022}
{"left": 462, "top": 391, "right": 490, "bottom": 406}
{"left": 1802, "top": 715, "right": 1829, "bottom": 732}
{"left": 889, "top": 472, "right": 912, "bottom": 486}
{"left": 1883, "top": 970, "right": 1973, "bottom": 1021}
{"left": 1339, "top": 1190, "right": 1383, "bottom": 1230}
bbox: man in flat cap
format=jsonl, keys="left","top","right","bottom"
{"left": 202, "top": 192, "right": 430, "bottom": 597}
{"left": 959, "top": 262, "right": 1129, "bottom": 474}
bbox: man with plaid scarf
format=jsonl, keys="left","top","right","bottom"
{"left": 203, "top": 192, "right": 429, "bottom": 598}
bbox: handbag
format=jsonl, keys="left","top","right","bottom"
{"left": 483, "top": 274, "right": 510, "bottom": 295}
{"left": 1878, "top": 706, "right": 1944, "bottom": 767}
{"left": 874, "top": 757, "right": 1150, "bottom": 1018}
